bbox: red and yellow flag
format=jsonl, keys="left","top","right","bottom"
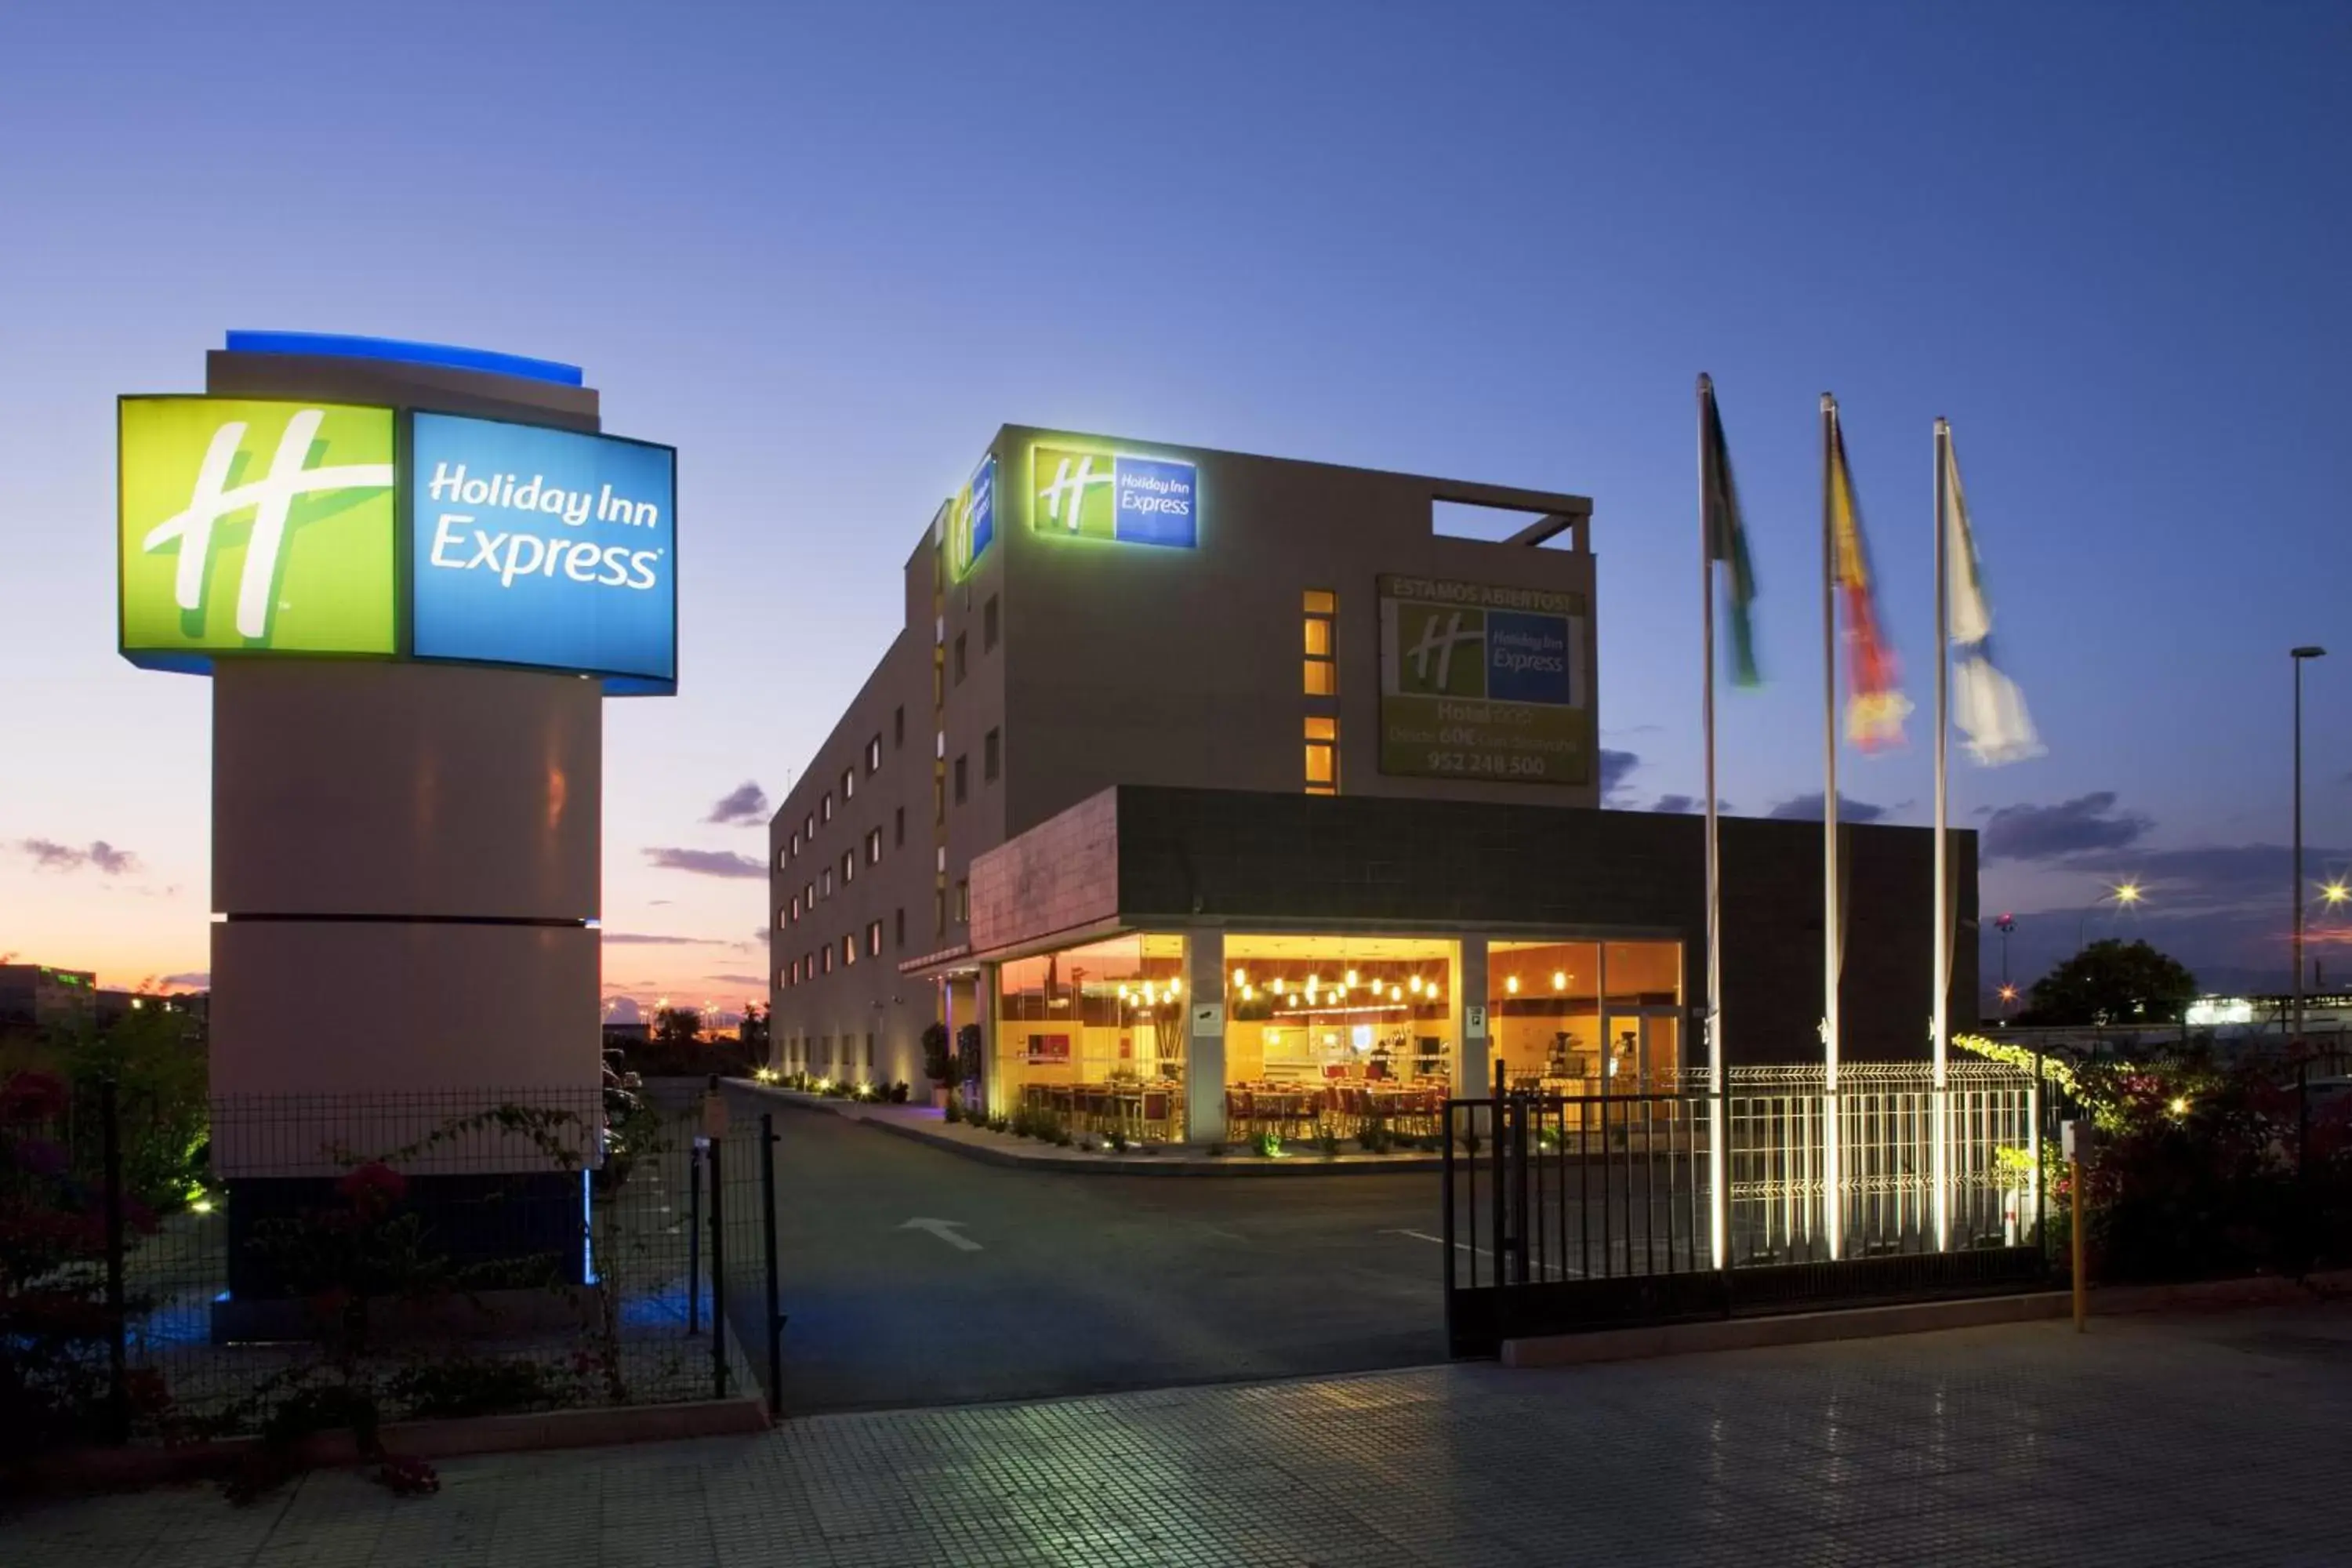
{"left": 1828, "top": 408, "right": 1909, "bottom": 749}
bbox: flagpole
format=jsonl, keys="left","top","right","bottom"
{"left": 1699, "top": 374, "right": 1727, "bottom": 1272}
{"left": 1933, "top": 418, "right": 1952, "bottom": 1253}
{"left": 1820, "top": 393, "right": 1842, "bottom": 1262}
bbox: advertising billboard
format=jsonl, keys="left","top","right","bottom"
{"left": 1030, "top": 443, "right": 1197, "bottom": 550}
{"left": 1377, "top": 575, "right": 1591, "bottom": 785}
{"left": 409, "top": 412, "right": 677, "bottom": 691}
{"left": 118, "top": 397, "right": 398, "bottom": 663}
{"left": 948, "top": 451, "right": 996, "bottom": 579}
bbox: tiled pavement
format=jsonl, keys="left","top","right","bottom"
{"left": 9, "top": 1304, "right": 2350, "bottom": 1566}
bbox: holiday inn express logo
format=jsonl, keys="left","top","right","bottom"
{"left": 1030, "top": 444, "right": 1197, "bottom": 550}
{"left": 1396, "top": 604, "right": 1488, "bottom": 697}
{"left": 119, "top": 397, "right": 397, "bottom": 655}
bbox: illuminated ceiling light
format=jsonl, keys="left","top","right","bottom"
{"left": 1345, "top": 970, "right": 1359, "bottom": 987}
{"left": 1168, "top": 976, "right": 1181, "bottom": 996}
{"left": 1409, "top": 975, "right": 1423, "bottom": 994}
{"left": 1552, "top": 971, "right": 1567, "bottom": 991}
{"left": 1390, "top": 985, "right": 1403, "bottom": 1001}
{"left": 1232, "top": 967, "right": 1248, "bottom": 988}
{"left": 1307, "top": 974, "right": 1319, "bottom": 989}
{"left": 1505, "top": 975, "right": 1520, "bottom": 995}
{"left": 1429, "top": 985, "right": 1442, "bottom": 1003}
{"left": 1241, "top": 985, "right": 1255, "bottom": 1000}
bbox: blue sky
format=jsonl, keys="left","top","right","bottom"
{"left": 2, "top": 2, "right": 2346, "bottom": 1006}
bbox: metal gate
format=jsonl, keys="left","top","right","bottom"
{"left": 1440, "top": 1062, "right": 2051, "bottom": 1356}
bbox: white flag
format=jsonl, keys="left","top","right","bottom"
{"left": 1943, "top": 437, "right": 2043, "bottom": 764}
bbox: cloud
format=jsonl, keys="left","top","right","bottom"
{"left": 601, "top": 996, "right": 644, "bottom": 1025}
{"left": 705, "top": 974, "right": 766, "bottom": 987}
{"left": 1604, "top": 724, "right": 1664, "bottom": 738}
{"left": 1980, "top": 792, "right": 2152, "bottom": 863}
{"left": 600, "top": 931, "right": 728, "bottom": 946}
{"left": 16, "top": 838, "right": 141, "bottom": 875}
{"left": 649, "top": 898, "right": 673, "bottom": 906}
{"left": 705, "top": 781, "right": 770, "bottom": 826}
{"left": 1650, "top": 794, "right": 1735, "bottom": 815}
{"left": 161, "top": 971, "right": 209, "bottom": 989}
{"left": 1766, "top": 793, "right": 1887, "bottom": 824}
{"left": 642, "top": 847, "right": 765, "bottom": 878}
{"left": 752, "top": 927, "right": 771, "bottom": 944}
{"left": 1598, "top": 749, "right": 1641, "bottom": 807}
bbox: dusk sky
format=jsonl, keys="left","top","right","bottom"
{"left": 2, "top": 2, "right": 2346, "bottom": 1010}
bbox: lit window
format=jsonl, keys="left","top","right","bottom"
{"left": 866, "top": 735, "right": 882, "bottom": 774}
{"left": 788, "top": 898, "right": 800, "bottom": 923}
{"left": 843, "top": 934, "right": 857, "bottom": 967}
{"left": 841, "top": 849, "right": 855, "bottom": 886}
{"left": 805, "top": 813, "right": 815, "bottom": 840}
{"left": 822, "top": 793, "right": 833, "bottom": 823}
{"left": 1303, "top": 589, "right": 1337, "bottom": 697}
{"left": 781, "top": 965, "right": 793, "bottom": 989}
{"left": 778, "top": 844, "right": 790, "bottom": 871}
{"left": 822, "top": 946, "right": 833, "bottom": 975}
{"left": 842, "top": 767, "right": 855, "bottom": 800}
{"left": 1305, "top": 715, "right": 1338, "bottom": 795}
{"left": 821, "top": 869, "right": 833, "bottom": 897}
{"left": 866, "top": 920, "right": 884, "bottom": 957}
{"left": 866, "top": 827, "right": 883, "bottom": 865}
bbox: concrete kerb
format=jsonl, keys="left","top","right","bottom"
{"left": 1500, "top": 1268, "right": 2352, "bottom": 1370}
{"left": 729, "top": 1080, "right": 1445, "bottom": 1177}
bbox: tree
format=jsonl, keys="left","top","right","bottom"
{"left": 2021, "top": 939, "right": 2198, "bottom": 1026}
{"left": 654, "top": 1007, "right": 702, "bottom": 1045}
{"left": 920, "top": 1022, "right": 953, "bottom": 1087}
{"left": 739, "top": 1002, "right": 769, "bottom": 1055}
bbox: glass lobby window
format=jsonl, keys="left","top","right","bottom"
{"left": 1305, "top": 716, "right": 1338, "bottom": 795}
{"left": 1490, "top": 938, "right": 1683, "bottom": 1093}
{"left": 994, "top": 933, "right": 1188, "bottom": 1142}
{"left": 1223, "top": 934, "right": 1454, "bottom": 1094}
{"left": 1303, "top": 589, "right": 1337, "bottom": 696}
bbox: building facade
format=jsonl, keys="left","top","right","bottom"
{"left": 768, "top": 426, "right": 1973, "bottom": 1134}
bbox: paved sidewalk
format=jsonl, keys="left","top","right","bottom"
{"left": 11, "top": 1305, "right": 2350, "bottom": 1566}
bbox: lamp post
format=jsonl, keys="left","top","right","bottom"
{"left": 2292, "top": 646, "right": 2326, "bottom": 1052}
{"left": 1995, "top": 913, "right": 2016, "bottom": 1019}
{"left": 2077, "top": 882, "right": 2143, "bottom": 950}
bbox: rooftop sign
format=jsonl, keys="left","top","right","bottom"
{"left": 1030, "top": 443, "right": 1197, "bottom": 550}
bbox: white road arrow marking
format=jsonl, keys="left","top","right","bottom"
{"left": 898, "top": 1217, "right": 981, "bottom": 1252}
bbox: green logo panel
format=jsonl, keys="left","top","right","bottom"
{"left": 1392, "top": 604, "right": 1489, "bottom": 697}
{"left": 119, "top": 397, "right": 397, "bottom": 655}
{"left": 1030, "top": 445, "right": 1119, "bottom": 539}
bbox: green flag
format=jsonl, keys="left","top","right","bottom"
{"left": 1700, "top": 376, "right": 1760, "bottom": 686}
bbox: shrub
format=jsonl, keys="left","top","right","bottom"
{"left": 1316, "top": 1123, "right": 1342, "bottom": 1159}
{"left": 1107, "top": 1129, "right": 1129, "bottom": 1154}
{"left": 887, "top": 1081, "right": 910, "bottom": 1104}
{"left": 920, "top": 1022, "right": 954, "bottom": 1089}
{"left": 1207, "top": 1142, "right": 1229, "bottom": 1158}
{"left": 1358, "top": 1117, "right": 1396, "bottom": 1155}
{"left": 943, "top": 1098, "right": 964, "bottom": 1124}
{"left": 1254, "top": 1131, "right": 1283, "bottom": 1159}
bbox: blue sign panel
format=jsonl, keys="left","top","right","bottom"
{"left": 1111, "top": 456, "right": 1196, "bottom": 548}
{"left": 1484, "top": 609, "right": 1573, "bottom": 704}
{"left": 409, "top": 412, "right": 677, "bottom": 691}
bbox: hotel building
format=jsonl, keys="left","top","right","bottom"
{"left": 768, "top": 427, "right": 1973, "bottom": 1143}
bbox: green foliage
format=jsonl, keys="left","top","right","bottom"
{"left": 920, "top": 1022, "right": 954, "bottom": 1086}
{"left": 654, "top": 1007, "right": 702, "bottom": 1045}
{"left": 2022, "top": 939, "right": 2198, "bottom": 1026}
{"left": 1316, "top": 1123, "right": 1342, "bottom": 1158}
{"left": 1254, "top": 1131, "right": 1283, "bottom": 1159}
{"left": 1357, "top": 1116, "right": 1396, "bottom": 1155}
{"left": 942, "top": 1097, "right": 964, "bottom": 1124}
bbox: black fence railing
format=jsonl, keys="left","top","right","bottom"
{"left": 1441, "top": 1062, "right": 2051, "bottom": 1356}
{"left": 0, "top": 1080, "right": 781, "bottom": 1461}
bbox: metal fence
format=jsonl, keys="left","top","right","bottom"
{"left": 0, "top": 1081, "right": 780, "bottom": 1457}
{"left": 1441, "top": 1061, "right": 2049, "bottom": 1355}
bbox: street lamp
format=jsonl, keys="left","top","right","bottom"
{"left": 2078, "top": 882, "right": 2143, "bottom": 949}
{"left": 1994, "top": 913, "right": 2017, "bottom": 1018}
{"left": 2292, "top": 645, "right": 2327, "bottom": 1050}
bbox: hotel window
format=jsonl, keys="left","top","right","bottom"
{"left": 866, "top": 735, "right": 882, "bottom": 774}
{"left": 866, "top": 1034, "right": 876, "bottom": 1069}
{"left": 895, "top": 706, "right": 905, "bottom": 748}
{"left": 777, "top": 844, "right": 790, "bottom": 871}
{"left": 805, "top": 812, "right": 815, "bottom": 841}
{"left": 935, "top": 888, "right": 946, "bottom": 935}
{"left": 842, "top": 934, "right": 857, "bottom": 967}
{"left": 804, "top": 880, "right": 815, "bottom": 910}
{"left": 866, "top": 826, "right": 883, "bottom": 865}
{"left": 954, "top": 755, "right": 968, "bottom": 804}
{"left": 780, "top": 965, "right": 792, "bottom": 989}
{"left": 954, "top": 632, "right": 967, "bottom": 685}
{"left": 841, "top": 766, "right": 855, "bottom": 800}
{"left": 787, "top": 898, "right": 799, "bottom": 924}
{"left": 822, "top": 946, "right": 833, "bottom": 975}
{"left": 983, "top": 594, "right": 999, "bottom": 651}
{"left": 821, "top": 869, "right": 834, "bottom": 898}
{"left": 895, "top": 806, "right": 906, "bottom": 848}
{"left": 1305, "top": 715, "right": 1338, "bottom": 795}
{"left": 895, "top": 907, "right": 906, "bottom": 948}
{"left": 822, "top": 792, "right": 834, "bottom": 823}
{"left": 934, "top": 773, "right": 946, "bottom": 824}
{"left": 984, "top": 728, "right": 1000, "bottom": 782}
{"left": 866, "top": 919, "right": 884, "bottom": 957}
{"left": 840, "top": 849, "right": 855, "bottom": 886}
{"left": 1303, "top": 589, "right": 1337, "bottom": 696}
{"left": 955, "top": 879, "right": 970, "bottom": 924}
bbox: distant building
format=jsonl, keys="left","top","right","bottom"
{"left": 0, "top": 964, "right": 98, "bottom": 1028}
